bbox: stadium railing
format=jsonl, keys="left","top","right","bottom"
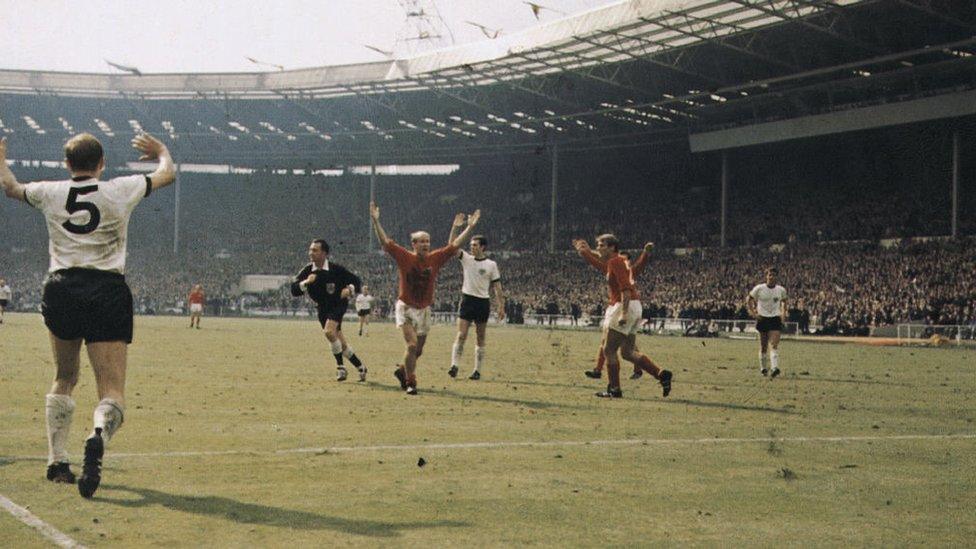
{"left": 896, "top": 323, "right": 976, "bottom": 346}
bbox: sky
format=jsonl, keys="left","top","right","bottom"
{"left": 1, "top": 0, "right": 614, "bottom": 74}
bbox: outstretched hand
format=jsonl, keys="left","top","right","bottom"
{"left": 131, "top": 133, "right": 167, "bottom": 161}
{"left": 467, "top": 209, "right": 481, "bottom": 226}
{"left": 644, "top": 242, "right": 654, "bottom": 254}
{"left": 369, "top": 201, "right": 380, "bottom": 220}
{"left": 572, "top": 239, "right": 590, "bottom": 253}
{"left": 452, "top": 212, "right": 466, "bottom": 228}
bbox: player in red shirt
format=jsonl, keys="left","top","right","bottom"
{"left": 369, "top": 201, "right": 482, "bottom": 395}
{"left": 583, "top": 243, "right": 653, "bottom": 380}
{"left": 188, "top": 284, "right": 205, "bottom": 329}
{"left": 574, "top": 234, "right": 672, "bottom": 398}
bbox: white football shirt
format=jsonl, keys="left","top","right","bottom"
{"left": 0, "top": 284, "right": 11, "bottom": 300}
{"left": 749, "top": 284, "right": 788, "bottom": 318}
{"left": 25, "top": 175, "right": 151, "bottom": 274}
{"left": 355, "top": 294, "right": 375, "bottom": 311}
{"left": 460, "top": 251, "right": 501, "bottom": 299}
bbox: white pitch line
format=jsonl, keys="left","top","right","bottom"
{"left": 0, "top": 493, "right": 86, "bottom": 549}
{"left": 5, "top": 433, "right": 975, "bottom": 462}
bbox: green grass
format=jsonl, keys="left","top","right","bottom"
{"left": 1, "top": 312, "right": 974, "bottom": 547}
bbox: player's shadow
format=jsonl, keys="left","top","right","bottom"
{"left": 652, "top": 397, "right": 796, "bottom": 414}
{"left": 0, "top": 456, "right": 44, "bottom": 467}
{"left": 786, "top": 375, "right": 910, "bottom": 387}
{"left": 366, "top": 381, "right": 584, "bottom": 411}
{"left": 97, "top": 485, "right": 467, "bottom": 537}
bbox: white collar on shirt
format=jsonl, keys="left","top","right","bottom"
{"left": 312, "top": 260, "right": 330, "bottom": 272}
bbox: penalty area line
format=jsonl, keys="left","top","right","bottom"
{"left": 7, "top": 433, "right": 975, "bottom": 462}
{"left": 0, "top": 493, "right": 86, "bottom": 549}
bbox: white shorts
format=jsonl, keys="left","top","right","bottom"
{"left": 190, "top": 303, "right": 203, "bottom": 314}
{"left": 395, "top": 300, "right": 431, "bottom": 336}
{"left": 602, "top": 301, "right": 643, "bottom": 336}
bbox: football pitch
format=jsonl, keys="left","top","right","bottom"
{"left": 1, "top": 313, "right": 974, "bottom": 547}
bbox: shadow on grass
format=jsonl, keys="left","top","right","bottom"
{"left": 786, "top": 375, "right": 910, "bottom": 387}
{"left": 649, "top": 397, "right": 796, "bottom": 414}
{"left": 365, "top": 380, "right": 585, "bottom": 411}
{"left": 98, "top": 485, "right": 468, "bottom": 537}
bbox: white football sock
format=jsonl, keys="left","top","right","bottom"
{"left": 760, "top": 352, "right": 768, "bottom": 370}
{"left": 451, "top": 341, "right": 465, "bottom": 366}
{"left": 46, "top": 394, "right": 75, "bottom": 465}
{"left": 770, "top": 350, "right": 780, "bottom": 370}
{"left": 474, "top": 346, "right": 485, "bottom": 372}
{"left": 92, "top": 398, "right": 124, "bottom": 443}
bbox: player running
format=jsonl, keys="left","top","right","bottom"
{"left": 747, "top": 267, "right": 788, "bottom": 378}
{"left": 355, "top": 285, "right": 376, "bottom": 337}
{"left": 291, "top": 239, "right": 366, "bottom": 382}
{"left": 574, "top": 235, "right": 672, "bottom": 398}
{"left": 1, "top": 132, "right": 176, "bottom": 498}
{"left": 188, "top": 284, "right": 205, "bottom": 329}
{"left": 446, "top": 213, "right": 505, "bottom": 381}
{"left": 583, "top": 243, "right": 653, "bottom": 380}
{"left": 370, "top": 201, "right": 480, "bottom": 395}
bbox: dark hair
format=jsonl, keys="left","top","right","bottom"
{"left": 620, "top": 251, "right": 631, "bottom": 260}
{"left": 312, "top": 239, "right": 330, "bottom": 254}
{"left": 64, "top": 133, "right": 104, "bottom": 172}
{"left": 766, "top": 267, "right": 778, "bottom": 275}
{"left": 472, "top": 235, "right": 488, "bottom": 248}
{"left": 596, "top": 233, "right": 619, "bottom": 251}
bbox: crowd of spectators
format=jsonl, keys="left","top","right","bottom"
{"left": 2, "top": 237, "right": 973, "bottom": 336}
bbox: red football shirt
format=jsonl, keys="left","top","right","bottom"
{"left": 384, "top": 241, "right": 459, "bottom": 309}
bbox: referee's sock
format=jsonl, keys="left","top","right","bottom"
{"left": 330, "top": 339, "right": 344, "bottom": 366}
{"left": 342, "top": 347, "right": 363, "bottom": 369}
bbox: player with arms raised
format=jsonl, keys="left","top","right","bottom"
{"left": 1, "top": 132, "right": 175, "bottom": 498}
{"left": 747, "top": 267, "right": 788, "bottom": 377}
{"left": 575, "top": 235, "right": 672, "bottom": 398}
{"left": 370, "top": 201, "right": 481, "bottom": 395}
{"left": 583, "top": 243, "right": 653, "bottom": 380}
{"left": 446, "top": 213, "right": 505, "bottom": 381}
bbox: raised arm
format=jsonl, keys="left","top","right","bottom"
{"left": 369, "top": 201, "right": 392, "bottom": 247}
{"left": 131, "top": 133, "right": 176, "bottom": 190}
{"left": 450, "top": 209, "right": 481, "bottom": 248}
{"left": 573, "top": 239, "right": 606, "bottom": 271}
{"left": 447, "top": 213, "right": 465, "bottom": 246}
{"left": 0, "top": 138, "right": 27, "bottom": 202}
{"left": 631, "top": 242, "right": 653, "bottom": 277}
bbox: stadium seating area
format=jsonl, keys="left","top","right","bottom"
{"left": 2, "top": 115, "right": 973, "bottom": 332}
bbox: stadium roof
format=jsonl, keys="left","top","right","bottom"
{"left": 2, "top": 0, "right": 974, "bottom": 163}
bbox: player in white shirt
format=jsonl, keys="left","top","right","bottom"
{"left": 0, "top": 278, "right": 11, "bottom": 323}
{"left": 1, "top": 133, "right": 175, "bottom": 498}
{"left": 747, "top": 267, "right": 789, "bottom": 378}
{"left": 447, "top": 214, "right": 505, "bottom": 380}
{"left": 355, "top": 285, "right": 376, "bottom": 336}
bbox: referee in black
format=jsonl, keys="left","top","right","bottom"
{"left": 291, "top": 239, "right": 367, "bottom": 381}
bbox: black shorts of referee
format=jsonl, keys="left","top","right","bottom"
{"left": 756, "top": 315, "right": 784, "bottom": 333}
{"left": 317, "top": 303, "right": 347, "bottom": 328}
{"left": 357, "top": 309, "right": 371, "bottom": 318}
{"left": 42, "top": 268, "right": 134, "bottom": 343}
{"left": 458, "top": 293, "right": 491, "bottom": 324}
